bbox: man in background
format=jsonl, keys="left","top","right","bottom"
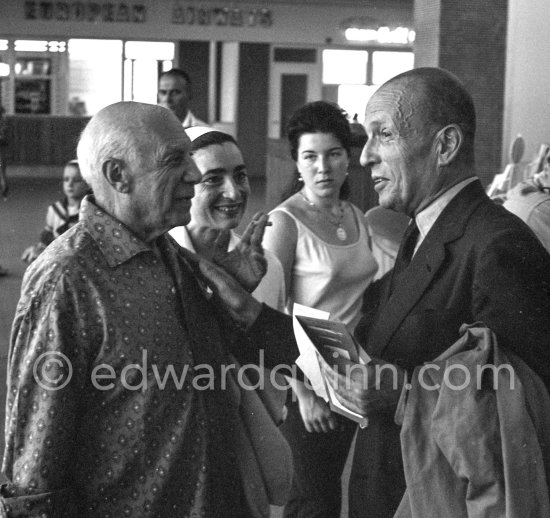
{"left": 157, "top": 68, "right": 207, "bottom": 128}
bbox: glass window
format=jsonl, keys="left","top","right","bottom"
{"left": 337, "top": 84, "right": 380, "bottom": 123}
{"left": 68, "top": 39, "right": 123, "bottom": 116}
{"left": 124, "top": 58, "right": 158, "bottom": 104}
{"left": 125, "top": 41, "right": 174, "bottom": 61}
{"left": 123, "top": 41, "right": 175, "bottom": 104}
{"left": 15, "top": 58, "right": 51, "bottom": 76}
{"left": 322, "top": 50, "right": 367, "bottom": 85}
{"left": 67, "top": 40, "right": 175, "bottom": 115}
{"left": 322, "top": 48, "right": 413, "bottom": 120}
{"left": 2, "top": 38, "right": 174, "bottom": 115}
{"left": 372, "top": 51, "right": 414, "bottom": 85}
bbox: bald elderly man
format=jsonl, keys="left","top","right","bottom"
{"left": 1, "top": 102, "right": 291, "bottom": 517}
{"left": 200, "top": 68, "right": 550, "bottom": 517}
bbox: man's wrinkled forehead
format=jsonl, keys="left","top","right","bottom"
{"left": 366, "top": 80, "right": 428, "bottom": 136}
{"left": 131, "top": 110, "right": 191, "bottom": 168}
{"left": 155, "top": 127, "right": 192, "bottom": 161}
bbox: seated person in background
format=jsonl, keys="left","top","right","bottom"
{"left": 170, "top": 125, "right": 285, "bottom": 311}
{"left": 21, "top": 159, "right": 89, "bottom": 263}
{"left": 503, "top": 157, "right": 550, "bottom": 253}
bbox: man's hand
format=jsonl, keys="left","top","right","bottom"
{"left": 199, "top": 258, "right": 262, "bottom": 328}
{"left": 320, "top": 356, "right": 405, "bottom": 417}
{"left": 211, "top": 212, "right": 269, "bottom": 292}
{"left": 297, "top": 390, "right": 338, "bottom": 433}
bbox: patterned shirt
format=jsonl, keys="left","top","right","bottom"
{"left": 1, "top": 197, "right": 245, "bottom": 517}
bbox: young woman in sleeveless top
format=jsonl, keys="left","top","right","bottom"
{"left": 263, "top": 101, "right": 378, "bottom": 518}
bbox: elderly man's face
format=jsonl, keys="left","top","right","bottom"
{"left": 361, "top": 82, "right": 439, "bottom": 217}
{"left": 131, "top": 117, "right": 201, "bottom": 237}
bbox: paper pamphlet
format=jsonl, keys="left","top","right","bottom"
{"left": 292, "top": 303, "right": 370, "bottom": 427}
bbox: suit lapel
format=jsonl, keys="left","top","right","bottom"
{"left": 368, "top": 240, "right": 446, "bottom": 357}
{"left": 367, "top": 181, "right": 487, "bottom": 357}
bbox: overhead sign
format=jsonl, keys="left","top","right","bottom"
{"left": 23, "top": 2, "right": 147, "bottom": 23}
{"left": 171, "top": 4, "right": 272, "bottom": 28}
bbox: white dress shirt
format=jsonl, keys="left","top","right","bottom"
{"left": 413, "top": 177, "right": 479, "bottom": 256}
{"left": 181, "top": 110, "right": 208, "bottom": 129}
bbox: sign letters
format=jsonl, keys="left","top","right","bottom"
{"left": 24, "top": 2, "right": 147, "bottom": 23}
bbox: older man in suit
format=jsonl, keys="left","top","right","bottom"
{"left": 200, "top": 67, "right": 550, "bottom": 518}
{"left": 327, "top": 66, "right": 550, "bottom": 517}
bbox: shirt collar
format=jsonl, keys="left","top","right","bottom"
{"left": 80, "top": 195, "right": 154, "bottom": 267}
{"left": 416, "top": 177, "right": 478, "bottom": 242}
{"left": 168, "top": 226, "right": 239, "bottom": 252}
{"left": 182, "top": 110, "right": 198, "bottom": 129}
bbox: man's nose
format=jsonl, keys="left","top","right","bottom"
{"left": 185, "top": 159, "right": 202, "bottom": 185}
{"left": 360, "top": 138, "right": 375, "bottom": 167}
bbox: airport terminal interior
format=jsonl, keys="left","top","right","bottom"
{"left": 1, "top": 0, "right": 550, "bottom": 516}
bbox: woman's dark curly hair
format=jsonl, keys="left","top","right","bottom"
{"left": 282, "top": 101, "right": 351, "bottom": 201}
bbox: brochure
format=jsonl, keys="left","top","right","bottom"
{"left": 292, "top": 304, "right": 370, "bottom": 427}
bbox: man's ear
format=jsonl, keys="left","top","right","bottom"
{"left": 436, "top": 124, "right": 463, "bottom": 166}
{"left": 102, "top": 158, "right": 131, "bottom": 193}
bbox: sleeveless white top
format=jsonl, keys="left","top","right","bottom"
{"left": 271, "top": 205, "right": 378, "bottom": 332}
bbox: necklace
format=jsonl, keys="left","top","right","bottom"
{"left": 299, "top": 191, "right": 348, "bottom": 241}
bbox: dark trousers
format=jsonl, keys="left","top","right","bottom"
{"left": 348, "top": 415, "right": 406, "bottom": 518}
{"left": 280, "top": 399, "right": 357, "bottom": 518}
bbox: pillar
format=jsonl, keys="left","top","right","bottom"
{"left": 414, "top": 0, "right": 508, "bottom": 185}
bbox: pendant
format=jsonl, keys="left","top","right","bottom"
{"left": 336, "top": 226, "right": 347, "bottom": 241}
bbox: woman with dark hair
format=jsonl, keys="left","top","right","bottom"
{"left": 169, "top": 126, "right": 286, "bottom": 312}
{"left": 263, "top": 101, "right": 378, "bottom": 517}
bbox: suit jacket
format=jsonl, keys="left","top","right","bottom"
{"left": 350, "top": 180, "right": 550, "bottom": 518}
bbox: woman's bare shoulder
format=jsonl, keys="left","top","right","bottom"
{"left": 271, "top": 194, "right": 308, "bottom": 222}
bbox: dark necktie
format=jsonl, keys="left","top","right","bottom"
{"left": 389, "top": 218, "right": 419, "bottom": 294}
